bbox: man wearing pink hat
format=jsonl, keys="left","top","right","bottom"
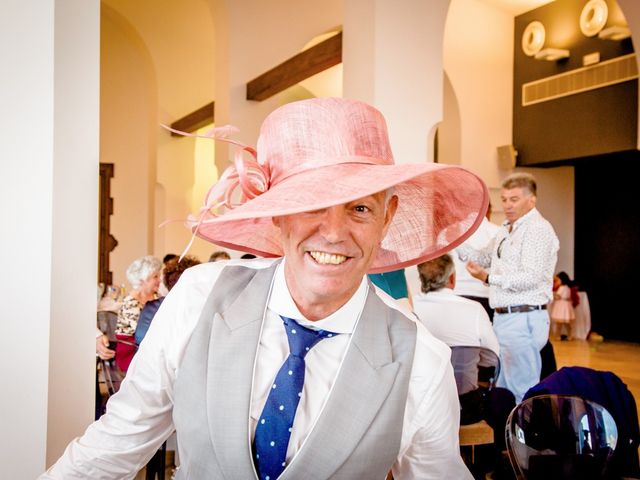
{"left": 42, "top": 98, "right": 487, "bottom": 479}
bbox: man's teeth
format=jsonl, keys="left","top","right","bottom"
{"left": 309, "top": 251, "right": 347, "bottom": 265}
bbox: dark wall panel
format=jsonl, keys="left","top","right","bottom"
{"left": 575, "top": 155, "right": 640, "bottom": 342}
{"left": 514, "top": 0, "right": 637, "bottom": 166}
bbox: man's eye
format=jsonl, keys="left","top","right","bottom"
{"left": 354, "top": 205, "right": 370, "bottom": 213}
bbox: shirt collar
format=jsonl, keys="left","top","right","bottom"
{"left": 267, "top": 258, "right": 367, "bottom": 334}
{"left": 417, "top": 287, "right": 453, "bottom": 297}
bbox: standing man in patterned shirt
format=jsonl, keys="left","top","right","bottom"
{"left": 464, "top": 173, "right": 559, "bottom": 402}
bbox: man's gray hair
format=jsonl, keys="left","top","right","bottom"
{"left": 417, "top": 254, "right": 455, "bottom": 294}
{"left": 502, "top": 172, "right": 537, "bottom": 196}
{"left": 125, "top": 255, "right": 162, "bottom": 289}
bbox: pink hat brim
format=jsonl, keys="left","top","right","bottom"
{"left": 193, "top": 160, "right": 488, "bottom": 273}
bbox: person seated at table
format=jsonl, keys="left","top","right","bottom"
{"left": 208, "top": 250, "right": 231, "bottom": 262}
{"left": 157, "top": 253, "right": 179, "bottom": 296}
{"left": 413, "top": 256, "right": 500, "bottom": 390}
{"left": 135, "top": 255, "right": 201, "bottom": 345}
{"left": 163, "top": 253, "right": 178, "bottom": 264}
{"left": 115, "top": 255, "right": 162, "bottom": 372}
{"left": 414, "top": 254, "right": 515, "bottom": 477}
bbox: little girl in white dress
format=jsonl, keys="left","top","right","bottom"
{"left": 550, "top": 272, "right": 575, "bottom": 340}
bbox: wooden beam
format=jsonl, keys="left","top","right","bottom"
{"left": 170, "top": 101, "right": 215, "bottom": 136}
{"left": 246, "top": 31, "right": 342, "bottom": 101}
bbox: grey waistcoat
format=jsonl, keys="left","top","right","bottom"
{"left": 173, "top": 262, "right": 417, "bottom": 479}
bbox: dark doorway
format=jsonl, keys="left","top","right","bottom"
{"left": 99, "top": 163, "right": 118, "bottom": 286}
{"left": 575, "top": 154, "right": 640, "bottom": 342}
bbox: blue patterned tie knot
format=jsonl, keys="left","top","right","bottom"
{"left": 254, "top": 316, "right": 337, "bottom": 480}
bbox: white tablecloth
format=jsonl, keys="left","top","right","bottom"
{"left": 572, "top": 292, "right": 591, "bottom": 340}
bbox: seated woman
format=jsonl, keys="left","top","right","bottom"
{"left": 135, "top": 255, "right": 201, "bottom": 345}
{"left": 115, "top": 255, "right": 162, "bottom": 373}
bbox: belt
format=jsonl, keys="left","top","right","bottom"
{"left": 495, "top": 304, "right": 547, "bottom": 314}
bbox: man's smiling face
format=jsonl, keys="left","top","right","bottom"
{"left": 274, "top": 191, "right": 397, "bottom": 320}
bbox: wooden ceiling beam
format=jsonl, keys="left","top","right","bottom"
{"left": 170, "top": 32, "right": 342, "bottom": 133}
{"left": 169, "top": 101, "right": 215, "bottom": 136}
{"left": 246, "top": 31, "right": 342, "bottom": 101}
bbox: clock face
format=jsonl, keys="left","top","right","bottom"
{"left": 580, "top": 0, "right": 609, "bottom": 37}
{"left": 522, "top": 21, "right": 546, "bottom": 57}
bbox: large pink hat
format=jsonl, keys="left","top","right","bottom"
{"left": 183, "top": 98, "right": 488, "bottom": 273}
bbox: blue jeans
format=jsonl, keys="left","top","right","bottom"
{"left": 494, "top": 309, "right": 550, "bottom": 403}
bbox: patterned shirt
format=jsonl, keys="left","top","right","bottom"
{"left": 459, "top": 208, "right": 559, "bottom": 308}
{"left": 116, "top": 294, "right": 143, "bottom": 336}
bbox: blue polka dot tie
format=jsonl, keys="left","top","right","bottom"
{"left": 253, "top": 316, "right": 337, "bottom": 480}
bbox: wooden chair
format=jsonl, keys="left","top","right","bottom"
{"left": 506, "top": 394, "right": 619, "bottom": 479}
{"left": 452, "top": 346, "right": 500, "bottom": 469}
{"left": 459, "top": 419, "right": 494, "bottom": 465}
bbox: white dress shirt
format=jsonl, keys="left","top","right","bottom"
{"left": 453, "top": 218, "right": 502, "bottom": 298}
{"left": 412, "top": 289, "right": 499, "bottom": 356}
{"left": 42, "top": 258, "right": 470, "bottom": 479}
{"left": 459, "top": 208, "right": 559, "bottom": 308}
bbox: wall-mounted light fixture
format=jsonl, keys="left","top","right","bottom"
{"left": 522, "top": 21, "right": 546, "bottom": 57}
{"left": 580, "top": 0, "right": 608, "bottom": 37}
{"left": 522, "top": 20, "right": 570, "bottom": 62}
{"left": 534, "top": 48, "right": 571, "bottom": 61}
{"left": 598, "top": 25, "right": 631, "bottom": 41}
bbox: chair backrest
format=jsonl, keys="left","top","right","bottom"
{"left": 506, "top": 394, "right": 618, "bottom": 480}
{"left": 97, "top": 310, "right": 118, "bottom": 342}
{"left": 450, "top": 345, "right": 500, "bottom": 395}
{"left": 524, "top": 366, "right": 640, "bottom": 478}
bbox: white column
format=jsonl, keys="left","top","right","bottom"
{"left": 343, "top": 0, "right": 451, "bottom": 165}
{"left": 0, "top": 1, "right": 100, "bottom": 476}
{"left": 212, "top": 0, "right": 343, "bottom": 168}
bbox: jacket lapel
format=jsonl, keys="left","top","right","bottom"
{"left": 281, "top": 288, "right": 401, "bottom": 480}
{"left": 206, "top": 262, "right": 278, "bottom": 479}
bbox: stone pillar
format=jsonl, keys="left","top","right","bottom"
{"left": 343, "top": 0, "right": 451, "bottom": 165}
{"left": 0, "top": 0, "right": 100, "bottom": 475}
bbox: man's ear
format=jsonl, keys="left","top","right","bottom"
{"left": 381, "top": 195, "right": 399, "bottom": 238}
{"left": 447, "top": 271, "right": 456, "bottom": 289}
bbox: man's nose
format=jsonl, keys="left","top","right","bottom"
{"left": 319, "top": 207, "right": 348, "bottom": 243}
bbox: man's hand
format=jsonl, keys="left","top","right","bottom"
{"left": 96, "top": 334, "right": 116, "bottom": 360}
{"left": 466, "top": 261, "right": 489, "bottom": 283}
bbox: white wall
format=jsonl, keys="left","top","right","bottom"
{"left": 156, "top": 128, "right": 218, "bottom": 263}
{"left": 443, "top": 0, "right": 514, "bottom": 185}
{"left": 0, "top": 0, "right": 99, "bottom": 475}
{"left": 521, "top": 166, "right": 575, "bottom": 275}
{"left": 443, "top": 0, "right": 575, "bottom": 276}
